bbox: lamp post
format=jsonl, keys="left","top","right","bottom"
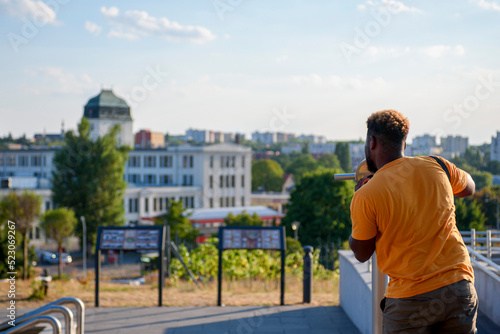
{"left": 80, "top": 216, "right": 87, "bottom": 278}
{"left": 291, "top": 221, "right": 300, "bottom": 241}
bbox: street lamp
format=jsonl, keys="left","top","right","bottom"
{"left": 291, "top": 221, "right": 300, "bottom": 241}
{"left": 80, "top": 216, "right": 87, "bottom": 278}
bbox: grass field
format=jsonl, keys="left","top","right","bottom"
{"left": 0, "top": 273, "right": 339, "bottom": 308}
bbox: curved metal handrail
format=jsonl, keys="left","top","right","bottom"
{"left": 45, "top": 297, "right": 85, "bottom": 334}
{"left": 2, "top": 315, "right": 62, "bottom": 334}
{"left": 0, "top": 305, "right": 73, "bottom": 334}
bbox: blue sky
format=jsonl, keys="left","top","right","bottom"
{"left": 1, "top": 0, "right": 500, "bottom": 144}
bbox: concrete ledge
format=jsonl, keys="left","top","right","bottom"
{"left": 339, "top": 250, "right": 372, "bottom": 334}
{"left": 473, "top": 262, "right": 500, "bottom": 327}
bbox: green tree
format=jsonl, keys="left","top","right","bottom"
{"left": 41, "top": 208, "right": 77, "bottom": 278}
{"left": 454, "top": 198, "right": 486, "bottom": 231}
{"left": 285, "top": 154, "right": 317, "bottom": 181}
{"left": 470, "top": 171, "right": 493, "bottom": 190}
{"left": 317, "top": 153, "right": 342, "bottom": 170}
{"left": 51, "top": 117, "right": 130, "bottom": 248}
{"left": 283, "top": 169, "right": 354, "bottom": 246}
{"left": 224, "top": 211, "right": 263, "bottom": 226}
{"left": 155, "top": 200, "right": 198, "bottom": 244}
{"left": 335, "top": 142, "right": 352, "bottom": 173}
{"left": 0, "top": 191, "right": 41, "bottom": 279}
{"left": 485, "top": 160, "right": 500, "bottom": 175}
{"left": 251, "top": 159, "right": 284, "bottom": 192}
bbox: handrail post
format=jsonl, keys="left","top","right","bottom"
{"left": 372, "top": 254, "right": 387, "bottom": 334}
{"left": 471, "top": 229, "right": 476, "bottom": 260}
{"left": 487, "top": 230, "right": 492, "bottom": 259}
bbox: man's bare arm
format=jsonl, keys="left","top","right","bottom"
{"left": 349, "top": 235, "right": 376, "bottom": 263}
{"left": 455, "top": 173, "right": 475, "bottom": 198}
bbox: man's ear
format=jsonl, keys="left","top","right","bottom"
{"left": 370, "top": 135, "right": 377, "bottom": 150}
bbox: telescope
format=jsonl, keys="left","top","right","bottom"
{"left": 334, "top": 160, "right": 373, "bottom": 182}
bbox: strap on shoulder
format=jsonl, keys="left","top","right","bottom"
{"left": 429, "top": 156, "right": 451, "bottom": 182}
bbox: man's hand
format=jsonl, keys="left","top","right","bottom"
{"left": 355, "top": 176, "right": 372, "bottom": 191}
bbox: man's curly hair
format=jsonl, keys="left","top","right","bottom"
{"left": 367, "top": 110, "right": 409, "bottom": 148}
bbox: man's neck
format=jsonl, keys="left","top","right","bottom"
{"left": 376, "top": 152, "right": 404, "bottom": 170}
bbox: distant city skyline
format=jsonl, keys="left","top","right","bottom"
{"left": 1, "top": 1, "right": 500, "bottom": 145}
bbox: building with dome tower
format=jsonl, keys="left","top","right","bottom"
{"left": 84, "top": 89, "right": 133, "bottom": 147}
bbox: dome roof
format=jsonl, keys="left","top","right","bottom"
{"left": 84, "top": 89, "right": 132, "bottom": 120}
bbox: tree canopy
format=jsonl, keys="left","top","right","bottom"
{"left": 41, "top": 208, "right": 77, "bottom": 278}
{"left": 283, "top": 169, "right": 354, "bottom": 246}
{"left": 51, "top": 117, "right": 130, "bottom": 247}
{"left": 335, "top": 142, "right": 352, "bottom": 173}
{"left": 251, "top": 159, "right": 284, "bottom": 192}
{"left": 154, "top": 200, "right": 198, "bottom": 245}
{"left": 224, "top": 211, "right": 264, "bottom": 226}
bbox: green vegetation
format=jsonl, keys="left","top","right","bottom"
{"left": 283, "top": 169, "right": 354, "bottom": 246}
{"left": 51, "top": 117, "right": 130, "bottom": 247}
{"left": 335, "top": 142, "right": 352, "bottom": 173}
{"left": 224, "top": 211, "right": 264, "bottom": 227}
{"left": 154, "top": 200, "right": 198, "bottom": 244}
{"left": 41, "top": 208, "right": 78, "bottom": 278}
{"left": 251, "top": 159, "right": 284, "bottom": 192}
{"left": 0, "top": 191, "right": 42, "bottom": 279}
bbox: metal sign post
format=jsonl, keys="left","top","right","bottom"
{"left": 95, "top": 226, "right": 165, "bottom": 307}
{"left": 217, "top": 226, "right": 286, "bottom": 306}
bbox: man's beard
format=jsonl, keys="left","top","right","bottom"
{"left": 366, "top": 154, "right": 378, "bottom": 173}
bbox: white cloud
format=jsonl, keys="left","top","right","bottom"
{"left": 365, "top": 46, "right": 410, "bottom": 58}
{"left": 288, "top": 74, "right": 386, "bottom": 91}
{"left": 100, "top": 6, "right": 216, "bottom": 44}
{"left": 471, "top": 0, "right": 500, "bottom": 12}
{"left": 0, "top": 0, "right": 57, "bottom": 24}
{"left": 276, "top": 55, "right": 288, "bottom": 63}
{"left": 26, "top": 67, "right": 94, "bottom": 95}
{"left": 85, "top": 21, "right": 102, "bottom": 36}
{"left": 359, "top": 0, "right": 423, "bottom": 14}
{"left": 420, "top": 45, "right": 466, "bottom": 58}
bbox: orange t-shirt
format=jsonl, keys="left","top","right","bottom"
{"left": 350, "top": 156, "right": 474, "bottom": 298}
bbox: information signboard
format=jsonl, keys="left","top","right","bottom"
{"left": 217, "top": 226, "right": 286, "bottom": 306}
{"left": 95, "top": 226, "right": 165, "bottom": 307}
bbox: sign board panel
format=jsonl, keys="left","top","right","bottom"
{"left": 99, "top": 228, "right": 160, "bottom": 250}
{"left": 222, "top": 228, "right": 282, "bottom": 250}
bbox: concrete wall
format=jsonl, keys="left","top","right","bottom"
{"left": 473, "top": 263, "right": 500, "bottom": 327}
{"left": 339, "top": 250, "right": 372, "bottom": 334}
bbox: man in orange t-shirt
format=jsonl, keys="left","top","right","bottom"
{"left": 350, "top": 110, "right": 478, "bottom": 333}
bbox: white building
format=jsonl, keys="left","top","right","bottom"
{"left": 298, "top": 134, "right": 326, "bottom": 144}
{"left": 349, "top": 143, "right": 365, "bottom": 171}
{"left": 309, "top": 143, "right": 336, "bottom": 155}
{"left": 84, "top": 89, "right": 134, "bottom": 147}
{"left": 252, "top": 131, "right": 277, "bottom": 145}
{"left": 440, "top": 135, "right": 469, "bottom": 159}
{"left": 491, "top": 132, "right": 500, "bottom": 162}
{"left": 410, "top": 134, "right": 441, "bottom": 156}
{"left": 281, "top": 143, "right": 302, "bottom": 155}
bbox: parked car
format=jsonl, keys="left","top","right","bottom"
{"left": 46, "top": 252, "right": 72, "bottom": 264}
{"left": 35, "top": 250, "right": 56, "bottom": 264}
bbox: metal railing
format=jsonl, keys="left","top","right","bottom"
{"left": 460, "top": 229, "right": 500, "bottom": 259}
{"left": 467, "top": 246, "right": 500, "bottom": 283}
{"left": 2, "top": 315, "right": 62, "bottom": 334}
{"left": 0, "top": 297, "right": 84, "bottom": 334}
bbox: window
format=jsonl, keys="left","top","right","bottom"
{"left": 182, "top": 175, "right": 193, "bottom": 186}
{"left": 129, "top": 199, "right": 139, "bottom": 213}
{"left": 231, "top": 175, "right": 235, "bottom": 188}
{"left": 241, "top": 196, "right": 245, "bottom": 206}
{"left": 220, "top": 197, "right": 224, "bottom": 207}
{"left": 183, "top": 155, "right": 193, "bottom": 168}
{"left": 226, "top": 197, "right": 230, "bottom": 207}
{"left": 220, "top": 156, "right": 224, "bottom": 167}
{"left": 160, "top": 174, "right": 173, "bottom": 185}
{"left": 219, "top": 175, "right": 224, "bottom": 188}
{"left": 209, "top": 198, "right": 213, "bottom": 208}
{"left": 31, "top": 156, "right": 42, "bottom": 166}
{"left": 159, "top": 198, "right": 163, "bottom": 211}
{"left": 128, "top": 174, "right": 140, "bottom": 184}
{"left": 153, "top": 198, "right": 157, "bottom": 211}
{"left": 209, "top": 175, "right": 213, "bottom": 189}
{"left": 232, "top": 197, "right": 235, "bottom": 207}
{"left": 160, "top": 155, "right": 172, "bottom": 168}
{"left": 129, "top": 156, "right": 140, "bottom": 167}
{"left": 45, "top": 201, "right": 50, "bottom": 211}
{"left": 242, "top": 156, "right": 245, "bottom": 167}
{"left": 231, "top": 156, "right": 235, "bottom": 167}
{"left": 35, "top": 226, "right": 40, "bottom": 239}
{"left": 210, "top": 156, "right": 214, "bottom": 168}
{"left": 226, "top": 156, "right": 230, "bottom": 167}
{"left": 226, "top": 175, "right": 229, "bottom": 188}
{"left": 7, "top": 155, "right": 15, "bottom": 166}
{"left": 19, "top": 155, "right": 29, "bottom": 167}
{"left": 43, "top": 156, "right": 47, "bottom": 166}
{"left": 165, "top": 197, "right": 170, "bottom": 208}
{"left": 145, "top": 174, "right": 156, "bottom": 185}
{"left": 144, "top": 156, "right": 156, "bottom": 167}
{"left": 0, "top": 155, "right": 3, "bottom": 166}
{"left": 241, "top": 175, "right": 245, "bottom": 188}
{"left": 145, "top": 198, "right": 149, "bottom": 212}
